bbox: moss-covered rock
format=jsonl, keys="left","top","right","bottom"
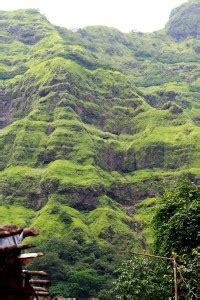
{"left": 166, "top": 0, "right": 200, "bottom": 41}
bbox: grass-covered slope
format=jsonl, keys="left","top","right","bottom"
{"left": 0, "top": 1, "right": 200, "bottom": 298}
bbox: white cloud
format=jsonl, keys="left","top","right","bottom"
{"left": 0, "top": 0, "right": 187, "bottom": 32}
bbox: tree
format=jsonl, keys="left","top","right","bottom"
{"left": 112, "top": 178, "right": 200, "bottom": 299}
{"left": 111, "top": 255, "right": 171, "bottom": 300}
{"left": 153, "top": 178, "right": 200, "bottom": 298}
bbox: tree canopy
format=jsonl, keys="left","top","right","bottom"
{"left": 112, "top": 179, "right": 200, "bottom": 299}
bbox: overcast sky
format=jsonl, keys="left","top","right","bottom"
{"left": 0, "top": 0, "right": 187, "bottom": 33}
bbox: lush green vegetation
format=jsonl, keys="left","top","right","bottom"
{"left": 153, "top": 179, "right": 200, "bottom": 298}
{"left": 112, "top": 179, "right": 200, "bottom": 299}
{"left": 111, "top": 255, "right": 172, "bottom": 299}
{"left": 0, "top": 1, "right": 200, "bottom": 298}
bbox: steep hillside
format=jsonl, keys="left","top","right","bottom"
{"left": 0, "top": 1, "right": 200, "bottom": 298}
{"left": 166, "top": 0, "right": 200, "bottom": 40}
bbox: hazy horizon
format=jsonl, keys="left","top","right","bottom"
{"left": 0, "top": 0, "right": 187, "bottom": 33}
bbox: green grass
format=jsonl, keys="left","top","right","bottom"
{"left": 88, "top": 196, "right": 137, "bottom": 243}
{"left": 134, "top": 198, "right": 157, "bottom": 248}
{"left": 43, "top": 160, "right": 113, "bottom": 187}
{"left": 0, "top": 205, "right": 35, "bottom": 227}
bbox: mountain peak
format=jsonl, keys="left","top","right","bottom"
{"left": 166, "top": 0, "right": 200, "bottom": 40}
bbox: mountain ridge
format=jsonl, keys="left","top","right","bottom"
{"left": 0, "top": 1, "right": 200, "bottom": 297}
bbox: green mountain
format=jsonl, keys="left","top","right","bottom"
{"left": 0, "top": 1, "right": 200, "bottom": 297}
{"left": 166, "top": 0, "right": 200, "bottom": 40}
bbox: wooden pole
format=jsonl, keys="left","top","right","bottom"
{"left": 131, "top": 251, "right": 172, "bottom": 260}
{"left": 173, "top": 257, "right": 178, "bottom": 300}
{"left": 27, "top": 271, "right": 48, "bottom": 277}
{"left": 132, "top": 252, "right": 178, "bottom": 300}
{"left": 29, "top": 279, "right": 50, "bottom": 285}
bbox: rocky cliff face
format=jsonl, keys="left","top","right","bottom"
{"left": 0, "top": 1, "right": 200, "bottom": 298}
{"left": 0, "top": 89, "right": 11, "bottom": 128}
{"left": 166, "top": 0, "right": 200, "bottom": 40}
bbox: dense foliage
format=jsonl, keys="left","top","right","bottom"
{"left": 153, "top": 179, "right": 200, "bottom": 256}
{"left": 153, "top": 179, "right": 200, "bottom": 298}
{"left": 112, "top": 179, "right": 200, "bottom": 299}
{"left": 111, "top": 255, "right": 172, "bottom": 299}
{"left": 31, "top": 238, "right": 114, "bottom": 298}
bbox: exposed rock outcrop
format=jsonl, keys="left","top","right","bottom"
{"left": 0, "top": 90, "right": 11, "bottom": 128}
{"left": 166, "top": 1, "right": 200, "bottom": 40}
